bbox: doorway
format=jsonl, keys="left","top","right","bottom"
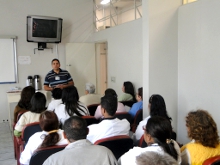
{"left": 95, "top": 42, "right": 108, "bottom": 95}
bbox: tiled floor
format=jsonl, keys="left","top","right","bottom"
{"left": 0, "top": 122, "right": 16, "bottom": 165}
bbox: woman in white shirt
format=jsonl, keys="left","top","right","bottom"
{"left": 119, "top": 116, "right": 181, "bottom": 165}
{"left": 47, "top": 88, "right": 62, "bottom": 111}
{"left": 20, "top": 111, "right": 68, "bottom": 165}
{"left": 55, "top": 86, "right": 90, "bottom": 125}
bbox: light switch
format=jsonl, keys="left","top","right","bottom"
{"left": 111, "top": 77, "right": 116, "bottom": 82}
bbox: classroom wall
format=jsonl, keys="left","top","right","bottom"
{"left": 178, "top": 0, "right": 220, "bottom": 144}
{"left": 148, "top": 0, "right": 182, "bottom": 131}
{"left": 89, "top": 19, "right": 143, "bottom": 97}
{"left": 0, "top": 0, "right": 93, "bottom": 121}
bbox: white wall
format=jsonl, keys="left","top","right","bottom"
{"left": 178, "top": 0, "right": 220, "bottom": 144}
{"left": 0, "top": 0, "right": 93, "bottom": 121}
{"left": 148, "top": 0, "right": 182, "bottom": 131}
{"left": 89, "top": 19, "right": 143, "bottom": 97}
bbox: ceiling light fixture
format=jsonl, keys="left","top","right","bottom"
{"left": 100, "top": 0, "right": 110, "bottom": 5}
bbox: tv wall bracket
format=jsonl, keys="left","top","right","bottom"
{"left": 33, "top": 42, "right": 53, "bottom": 54}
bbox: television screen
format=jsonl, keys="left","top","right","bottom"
{"left": 27, "top": 15, "right": 62, "bottom": 43}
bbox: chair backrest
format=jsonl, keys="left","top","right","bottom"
{"left": 87, "top": 104, "right": 100, "bottom": 116}
{"left": 203, "top": 155, "right": 220, "bottom": 165}
{"left": 131, "top": 109, "right": 143, "bottom": 132}
{"left": 114, "top": 112, "right": 132, "bottom": 125}
{"left": 82, "top": 116, "right": 99, "bottom": 126}
{"left": 21, "top": 122, "right": 42, "bottom": 146}
{"left": 138, "top": 134, "right": 148, "bottom": 148}
{"left": 29, "top": 145, "right": 67, "bottom": 165}
{"left": 120, "top": 101, "right": 136, "bottom": 107}
{"left": 94, "top": 135, "right": 133, "bottom": 160}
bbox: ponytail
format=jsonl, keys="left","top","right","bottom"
{"left": 40, "top": 130, "right": 60, "bottom": 148}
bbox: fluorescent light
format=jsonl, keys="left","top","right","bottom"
{"left": 100, "top": 0, "right": 110, "bottom": 5}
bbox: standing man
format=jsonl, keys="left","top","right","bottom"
{"left": 44, "top": 59, "right": 74, "bottom": 91}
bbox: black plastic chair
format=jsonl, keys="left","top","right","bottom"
{"left": 131, "top": 109, "right": 143, "bottom": 132}
{"left": 120, "top": 101, "right": 136, "bottom": 107}
{"left": 29, "top": 145, "right": 67, "bottom": 165}
{"left": 82, "top": 116, "right": 99, "bottom": 126}
{"left": 87, "top": 104, "right": 100, "bottom": 116}
{"left": 94, "top": 135, "right": 133, "bottom": 160}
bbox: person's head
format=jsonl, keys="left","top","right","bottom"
{"left": 51, "top": 58, "right": 60, "bottom": 71}
{"left": 136, "top": 151, "right": 178, "bottom": 165}
{"left": 104, "top": 88, "right": 117, "bottom": 97}
{"left": 136, "top": 87, "right": 143, "bottom": 102}
{"left": 63, "top": 116, "right": 88, "bottom": 142}
{"left": 144, "top": 116, "right": 178, "bottom": 160}
{"left": 62, "top": 86, "right": 79, "bottom": 103}
{"left": 186, "top": 109, "right": 219, "bottom": 148}
{"left": 123, "top": 81, "right": 136, "bottom": 101}
{"left": 18, "top": 86, "right": 35, "bottom": 109}
{"left": 52, "top": 88, "right": 62, "bottom": 99}
{"left": 30, "top": 92, "right": 46, "bottom": 113}
{"left": 85, "top": 83, "right": 95, "bottom": 94}
{"left": 101, "top": 95, "right": 118, "bottom": 117}
{"left": 148, "top": 94, "right": 171, "bottom": 121}
{"left": 39, "top": 111, "right": 60, "bottom": 148}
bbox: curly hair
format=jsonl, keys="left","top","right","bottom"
{"left": 186, "top": 109, "right": 219, "bottom": 148}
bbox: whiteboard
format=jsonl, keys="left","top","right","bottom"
{"left": 0, "top": 36, "right": 18, "bottom": 84}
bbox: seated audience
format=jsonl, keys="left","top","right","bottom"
{"left": 14, "top": 92, "right": 46, "bottom": 137}
{"left": 47, "top": 88, "right": 62, "bottom": 111}
{"left": 79, "top": 82, "right": 101, "bottom": 106}
{"left": 54, "top": 86, "right": 89, "bottom": 125}
{"left": 181, "top": 109, "right": 220, "bottom": 165}
{"left": 87, "top": 95, "right": 130, "bottom": 143}
{"left": 19, "top": 111, "right": 68, "bottom": 165}
{"left": 119, "top": 116, "right": 181, "bottom": 165}
{"left": 13, "top": 86, "right": 35, "bottom": 123}
{"left": 128, "top": 87, "right": 143, "bottom": 118}
{"left": 118, "top": 81, "right": 136, "bottom": 102}
{"left": 136, "top": 151, "right": 178, "bottom": 165}
{"left": 43, "top": 116, "right": 118, "bottom": 165}
{"left": 94, "top": 88, "right": 126, "bottom": 119}
{"left": 135, "top": 94, "right": 172, "bottom": 141}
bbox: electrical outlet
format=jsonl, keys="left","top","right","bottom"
{"left": 111, "top": 77, "right": 116, "bottom": 83}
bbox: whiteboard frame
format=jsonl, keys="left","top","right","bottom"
{"left": 0, "top": 36, "right": 18, "bottom": 84}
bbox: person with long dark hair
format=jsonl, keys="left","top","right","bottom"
{"left": 119, "top": 116, "right": 181, "bottom": 165}
{"left": 14, "top": 92, "right": 46, "bottom": 137}
{"left": 19, "top": 111, "right": 68, "bottom": 165}
{"left": 13, "top": 86, "right": 35, "bottom": 123}
{"left": 54, "top": 86, "right": 89, "bottom": 125}
{"left": 118, "top": 81, "right": 136, "bottom": 102}
{"left": 135, "top": 94, "right": 172, "bottom": 141}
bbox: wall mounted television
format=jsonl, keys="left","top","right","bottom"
{"left": 27, "top": 15, "right": 63, "bottom": 44}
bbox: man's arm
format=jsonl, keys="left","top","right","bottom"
{"left": 44, "top": 85, "right": 53, "bottom": 91}
{"left": 55, "top": 80, "right": 74, "bottom": 89}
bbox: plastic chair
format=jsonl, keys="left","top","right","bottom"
{"left": 203, "top": 155, "right": 220, "bottom": 165}
{"left": 82, "top": 116, "right": 99, "bottom": 126}
{"left": 87, "top": 104, "right": 100, "bottom": 116}
{"left": 94, "top": 135, "right": 133, "bottom": 160}
{"left": 120, "top": 101, "right": 136, "bottom": 107}
{"left": 114, "top": 112, "right": 132, "bottom": 125}
{"left": 138, "top": 134, "right": 148, "bottom": 148}
{"left": 13, "top": 110, "right": 28, "bottom": 159}
{"left": 29, "top": 145, "right": 67, "bottom": 165}
{"left": 15, "top": 122, "right": 42, "bottom": 165}
{"left": 131, "top": 109, "right": 143, "bottom": 132}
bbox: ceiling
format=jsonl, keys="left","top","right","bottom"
{"left": 95, "top": 0, "right": 141, "bottom": 8}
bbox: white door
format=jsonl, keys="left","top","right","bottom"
{"left": 66, "top": 43, "right": 96, "bottom": 97}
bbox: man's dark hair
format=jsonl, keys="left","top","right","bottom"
{"left": 51, "top": 58, "right": 60, "bottom": 64}
{"left": 52, "top": 88, "right": 62, "bottom": 99}
{"left": 101, "top": 95, "right": 118, "bottom": 116}
{"left": 63, "top": 116, "right": 87, "bottom": 141}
